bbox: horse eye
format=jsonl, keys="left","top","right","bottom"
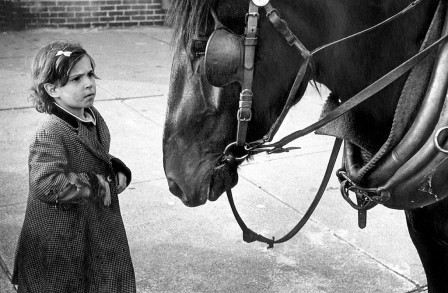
{"left": 191, "top": 37, "right": 208, "bottom": 58}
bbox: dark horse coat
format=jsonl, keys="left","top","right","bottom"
{"left": 12, "top": 106, "right": 136, "bottom": 293}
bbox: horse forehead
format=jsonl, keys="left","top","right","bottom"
{"left": 216, "top": 0, "right": 247, "bottom": 13}
{"left": 214, "top": 0, "right": 247, "bottom": 23}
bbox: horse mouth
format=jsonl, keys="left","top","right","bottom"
{"left": 166, "top": 155, "right": 241, "bottom": 207}
{"left": 208, "top": 158, "right": 239, "bottom": 202}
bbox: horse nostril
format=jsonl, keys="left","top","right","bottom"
{"left": 167, "top": 177, "right": 183, "bottom": 198}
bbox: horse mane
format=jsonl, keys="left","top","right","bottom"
{"left": 165, "top": 0, "right": 217, "bottom": 50}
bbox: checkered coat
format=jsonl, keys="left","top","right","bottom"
{"left": 12, "top": 106, "right": 136, "bottom": 293}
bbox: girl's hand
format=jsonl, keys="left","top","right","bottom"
{"left": 115, "top": 172, "right": 127, "bottom": 194}
{"left": 96, "top": 174, "right": 111, "bottom": 206}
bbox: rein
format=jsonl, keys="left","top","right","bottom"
{"left": 223, "top": 0, "right": 448, "bottom": 248}
{"left": 227, "top": 138, "right": 342, "bottom": 248}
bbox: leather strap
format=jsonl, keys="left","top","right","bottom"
{"left": 227, "top": 138, "right": 342, "bottom": 248}
{"left": 311, "top": 0, "right": 424, "bottom": 55}
{"left": 246, "top": 0, "right": 425, "bottom": 150}
{"left": 250, "top": 32, "right": 448, "bottom": 153}
{"left": 227, "top": 0, "right": 446, "bottom": 246}
{"left": 361, "top": 0, "right": 448, "bottom": 185}
{"left": 236, "top": 2, "right": 259, "bottom": 146}
{"left": 262, "top": 4, "right": 312, "bottom": 143}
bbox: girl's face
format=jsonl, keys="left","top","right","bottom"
{"left": 51, "top": 55, "right": 97, "bottom": 117}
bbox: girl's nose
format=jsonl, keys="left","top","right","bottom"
{"left": 85, "top": 76, "right": 95, "bottom": 88}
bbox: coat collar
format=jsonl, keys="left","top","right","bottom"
{"left": 51, "top": 104, "right": 111, "bottom": 164}
{"left": 51, "top": 104, "right": 78, "bottom": 128}
{"left": 51, "top": 103, "right": 97, "bottom": 128}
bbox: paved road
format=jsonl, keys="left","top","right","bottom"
{"left": 0, "top": 27, "right": 427, "bottom": 292}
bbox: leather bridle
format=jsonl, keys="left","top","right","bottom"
{"left": 207, "top": 0, "right": 448, "bottom": 248}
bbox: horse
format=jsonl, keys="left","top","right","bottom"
{"left": 162, "top": 0, "right": 448, "bottom": 291}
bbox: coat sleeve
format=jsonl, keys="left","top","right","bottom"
{"left": 29, "top": 128, "right": 96, "bottom": 203}
{"left": 110, "top": 156, "right": 132, "bottom": 186}
{"left": 93, "top": 106, "right": 131, "bottom": 186}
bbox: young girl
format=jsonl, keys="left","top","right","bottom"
{"left": 12, "top": 40, "right": 136, "bottom": 292}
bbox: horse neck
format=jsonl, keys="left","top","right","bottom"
{"left": 310, "top": 0, "right": 439, "bottom": 131}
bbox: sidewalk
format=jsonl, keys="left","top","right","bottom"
{"left": 0, "top": 27, "right": 427, "bottom": 292}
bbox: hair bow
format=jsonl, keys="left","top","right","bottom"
{"left": 56, "top": 50, "right": 72, "bottom": 57}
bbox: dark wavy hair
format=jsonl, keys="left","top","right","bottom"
{"left": 29, "top": 40, "right": 97, "bottom": 114}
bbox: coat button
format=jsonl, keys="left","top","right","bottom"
{"left": 107, "top": 175, "right": 113, "bottom": 182}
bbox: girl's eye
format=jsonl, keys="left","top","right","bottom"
{"left": 72, "top": 76, "right": 81, "bottom": 82}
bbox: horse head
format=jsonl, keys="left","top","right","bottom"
{"left": 163, "top": 0, "right": 437, "bottom": 207}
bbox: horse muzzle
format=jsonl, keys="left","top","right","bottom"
{"left": 165, "top": 152, "right": 239, "bottom": 207}
{"left": 166, "top": 175, "right": 209, "bottom": 207}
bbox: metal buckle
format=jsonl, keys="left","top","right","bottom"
{"left": 245, "top": 12, "right": 260, "bottom": 24}
{"left": 238, "top": 90, "right": 253, "bottom": 122}
{"left": 237, "top": 108, "right": 252, "bottom": 122}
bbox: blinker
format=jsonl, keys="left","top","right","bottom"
{"left": 204, "top": 8, "right": 246, "bottom": 87}
{"left": 204, "top": 27, "right": 245, "bottom": 87}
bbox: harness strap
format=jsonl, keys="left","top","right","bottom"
{"left": 236, "top": 2, "right": 259, "bottom": 146}
{"left": 262, "top": 5, "right": 312, "bottom": 143}
{"left": 265, "top": 3, "right": 311, "bottom": 59}
{"left": 311, "top": 0, "right": 424, "bottom": 55}
{"left": 226, "top": 0, "right": 447, "bottom": 246}
{"left": 227, "top": 138, "right": 342, "bottom": 248}
{"left": 359, "top": 0, "right": 448, "bottom": 183}
{"left": 232, "top": 0, "right": 429, "bottom": 150}
{"left": 249, "top": 32, "right": 448, "bottom": 153}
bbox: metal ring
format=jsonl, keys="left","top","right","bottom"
{"left": 223, "top": 142, "right": 249, "bottom": 161}
{"left": 434, "top": 126, "right": 448, "bottom": 153}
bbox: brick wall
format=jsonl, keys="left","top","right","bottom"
{"left": 0, "top": 1, "right": 7, "bottom": 28}
{"left": 0, "top": 0, "right": 169, "bottom": 30}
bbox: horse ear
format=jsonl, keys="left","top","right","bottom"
{"left": 210, "top": 9, "right": 224, "bottom": 30}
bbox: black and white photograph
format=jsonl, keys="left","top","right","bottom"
{"left": 1, "top": 0, "right": 447, "bottom": 292}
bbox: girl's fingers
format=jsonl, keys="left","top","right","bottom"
{"left": 99, "top": 181, "right": 106, "bottom": 198}
{"left": 117, "top": 182, "right": 125, "bottom": 194}
{"left": 103, "top": 192, "right": 111, "bottom": 206}
{"left": 104, "top": 182, "right": 111, "bottom": 206}
{"left": 115, "top": 175, "right": 123, "bottom": 194}
{"left": 95, "top": 173, "right": 126, "bottom": 204}
{"left": 116, "top": 172, "right": 127, "bottom": 194}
